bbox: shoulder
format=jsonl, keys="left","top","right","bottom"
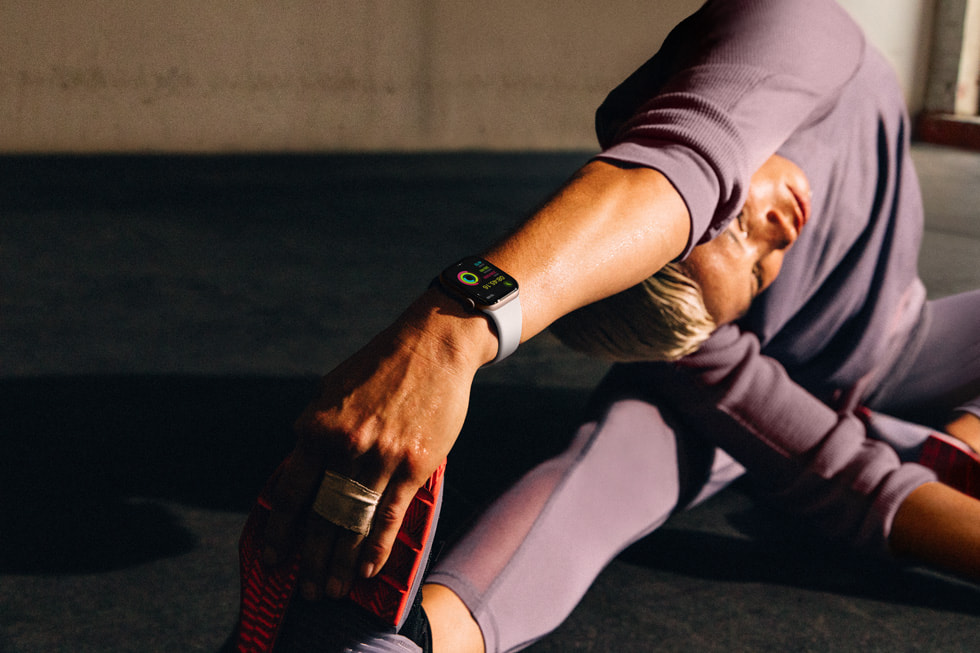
{"left": 689, "top": 0, "right": 866, "bottom": 83}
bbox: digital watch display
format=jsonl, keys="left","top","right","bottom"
{"left": 437, "top": 256, "right": 522, "bottom": 364}
{"left": 441, "top": 257, "right": 519, "bottom": 307}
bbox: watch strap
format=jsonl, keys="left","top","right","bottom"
{"left": 482, "top": 292, "right": 522, "bottom": 364}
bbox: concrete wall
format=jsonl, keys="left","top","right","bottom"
{"left": 837, "top": 0, "right": 937, "bottom": 113}
{"left": 0, "top": 1, "right": 936, "bottom": 153}
{"left": 923, "top": 0, "right": 980, "bottom": 114}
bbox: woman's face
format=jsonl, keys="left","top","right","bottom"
{"left": 680, "top": 154, "right": 811, "bottom": 325}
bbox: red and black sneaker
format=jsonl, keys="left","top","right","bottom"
{"left": 234, "top": 459, "right": 446, "bottom": 653}
{"left": 918, "top": 433, "right": 980, "bottom": 500}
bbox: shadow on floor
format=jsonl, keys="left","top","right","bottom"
{"left": 1, "top": 376, "right": 309, "bottom": 573}
{"left": 0, "top": 375, "right": 586, "bottom": 575}
{"left": 619, "top": 512, "right": 980, "bottom": 618}
{"left": 3, "top": 374, "right": 977, "bottom": 628}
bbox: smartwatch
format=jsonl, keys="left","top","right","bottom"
{"left": 437, "top": 256, "right": 522, "bottom": 364}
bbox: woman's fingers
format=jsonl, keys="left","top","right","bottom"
{"left": 355, "top": 477, "right": 421, "bottom": 578}
{"left": 262, "top": 452, "right": 326, "bottom": 567}
{"left": 298, "top": 513, "right": 342, "bottom": 600}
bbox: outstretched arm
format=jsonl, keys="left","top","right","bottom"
{"left": 629, "top": 324, "right": 980, "bottom": 583}
{"left": 261, "top": 160, "right": 690, "bottom": 600}
{"left": 892, "top": 410, "right": 980, "bottom": 582}
{"left": 891, "top": 482, "right": 980, "bottom": 582}
{"left": 946, "top": 411, "right": 980, "bottom": 453}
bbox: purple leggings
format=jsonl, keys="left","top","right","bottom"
{"left": 425, "top": 289, "right": 980, "bottom": 653}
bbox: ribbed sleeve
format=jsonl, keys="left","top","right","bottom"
{"left": 634, "top": 325, "right": 937, "bottom": 553}
{"left": 593, "top": 0, "right": 865, "bottom": 258}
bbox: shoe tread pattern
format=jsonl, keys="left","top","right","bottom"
{"left": 234, "top": 459, "right": 446, "bottom": 651}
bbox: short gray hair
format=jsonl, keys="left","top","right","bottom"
{"left": 549, "top": 262, "right": 715, "bottom": 362}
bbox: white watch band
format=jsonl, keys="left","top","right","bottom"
{"left": 435, "top": 256, "right": 522, "bottom": 365}
{"left": 481, "top": 291, "right": 522, "bottom": 364}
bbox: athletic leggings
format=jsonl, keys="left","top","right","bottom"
{"left": 425, "top": 289, "right": 980, "bottom": 653}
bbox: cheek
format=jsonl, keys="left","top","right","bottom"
{"left": 692, "top": 263, "right": 743, "bottom": 324}
{"left": 759, "top": 250, "right": 786, "bottom": 290}
{"left": 700, "top": 290, "right": 728, "bottom": 325}
{"left": 682, "top": 253, "right": 727, "bottom": 318}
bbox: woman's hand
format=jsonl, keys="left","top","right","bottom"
{"left": 945, "top": 411, "right": 980, "bottom": 453}
{"left": 260, "top": 289, "right": 496, "bottom": 600}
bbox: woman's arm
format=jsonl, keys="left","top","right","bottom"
{"left": 262, "top": 160, "right": 691, "bottom": 600}
{"left": 627, "top": 325, "right": 980, "bottom": 583}
{"left": 945, "top": 411, "right": 980, "bottom": 453}
{"left": 890, "top": 482, "right": 980, "bottom": 582}
{"left": 628, "top": 325, "right": 938, "bottom": 552}
{"left": 485, "top": 161, "right": 690, "bottom": 336}
{"left": 878, "top": 410, "right": 980, "bottom": 581}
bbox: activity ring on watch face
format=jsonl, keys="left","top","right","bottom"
{"left": 457, "top": 270, "right": 481, "bottom": 286}
{"left": 444, "top": 257, "right": 519, "bottom": 307}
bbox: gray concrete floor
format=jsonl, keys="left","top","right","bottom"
{"left": 1, "top": 144, "right": 979, "bottom": 652}
{"left": 914, "top": 144, "right": 980, "bottom": 297}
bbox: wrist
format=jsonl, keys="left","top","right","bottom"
{"left": 434, "top": 257, "right": 522, "bottom": 364}
{"left": 400, "top": 287, "right": 502, "bottom": 372}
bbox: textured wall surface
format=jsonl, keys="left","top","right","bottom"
{"left": 0, "top": 1, "right": 935, "bottom": 153}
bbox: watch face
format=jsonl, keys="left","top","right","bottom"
{"left": 444, "top": 257, "right": 518, "bottom": 306}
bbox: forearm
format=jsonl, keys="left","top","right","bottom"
{"left": 633, "top": 326, "right": 939, "bottom": 551}
{"left": 890, "top": 482, "right": 980, "bottom": 582}
{"left": 483, "top": 159, "right": 689, "bottom": 342}
{"left": 945, "top": 411, "right": 980, "bottom": 453}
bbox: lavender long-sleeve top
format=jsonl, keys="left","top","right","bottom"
{"left": 594, "top": 0, "right": 937, "bottom": 552}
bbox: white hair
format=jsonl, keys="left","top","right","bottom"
{"left": 549, "top": 262, "right": 716, "bottom": 362}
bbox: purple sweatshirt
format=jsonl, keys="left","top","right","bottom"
{"left": 594, "top": 0, "right": 936, "bottom": 552}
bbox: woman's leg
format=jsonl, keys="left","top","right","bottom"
{"left": 868, "top": 289, "right": 980, "bottom": 427}
{"left": 423, "top": 368, "right": 741, "bottom": 653}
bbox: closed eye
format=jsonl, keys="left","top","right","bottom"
{"left": 751, "top": 264, "right": 764, "bottom": 296}
{"left": 736, "top": 210, "right": 748, "bottom": 235}
{"left": 726, "top": 218, "right": 748, "bottom": 252}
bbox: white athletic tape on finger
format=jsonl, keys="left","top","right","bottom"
{"left": 312, "top": 470, "right": 382, "bottom": 535}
